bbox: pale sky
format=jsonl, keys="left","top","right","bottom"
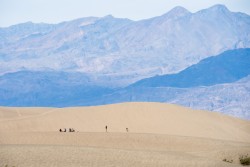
{"left": 0, "top": 0, "right": 250, "bottom": 27}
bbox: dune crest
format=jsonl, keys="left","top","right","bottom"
{"left": 0, "top": 102, "right": 249, "bottom": 142}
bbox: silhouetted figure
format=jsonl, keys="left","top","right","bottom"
{"left": 64, "top": 128, "right": 66, "bottom": 132}
{"left": 126, "top": 128, "right": 128, "bottom": 132}
{"left": 105, "top": 125, "right": 108, "bottom": 132}
{"left": 69, "top": 128, "right": 72, "bottom": 132}
{"left": 59, "top": 129, "right": 62, "bottom": 132}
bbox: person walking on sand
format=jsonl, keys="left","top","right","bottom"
{"left": 126, "top": 128, "right": 128, "bottom": 133}
{"left": 105, "top": 125, "right": 108, "bottom": 132}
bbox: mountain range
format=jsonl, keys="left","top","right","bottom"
{"left": 1, "top": 4, "right": 250, "bottom": 86}
{"left": 0, "top": 4, "right": 250, "bottom": 119}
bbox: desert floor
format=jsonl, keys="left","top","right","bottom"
{"left": 0, "top": 102, "right": 250, "bottom": 167}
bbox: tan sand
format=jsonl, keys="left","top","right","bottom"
{"left": 0, "top": 102, "right": 249, "bottom": 166}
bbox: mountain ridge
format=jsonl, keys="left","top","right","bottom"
{"left": 1, "top": 4, "right": 250, "bottom": 87}
{"left": 130, "top": 48, "right": 250, "bottom": 88}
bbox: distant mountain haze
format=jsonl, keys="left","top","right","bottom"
{"left": 0, "top": 4, "right": 250, "bottom": 87}
{"left": 0, "top": 5, "right": 250, "bottom": 119}
{"left": 0, "top": 49, "right": 249, "bottom": 119}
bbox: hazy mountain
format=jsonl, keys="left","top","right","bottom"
{"left": 0, "top": 5, "right": 250, "bottom": 119}
{"left": 0, "top": 48, "right": 249, "bottom": 119}
{"left": 0, "top": 71, "right": 112, "bottom": 107}
{"left": 1, "top": 5, "right": 250, "bottom": 87}
{"left": 168, "top": 76, "right": 250, "bottom": 119}
{"left": 74, "top": 76, "right": 249, "bottom": 119}
{"left": 131, "top": 49, "right": 250, "bottom": 88}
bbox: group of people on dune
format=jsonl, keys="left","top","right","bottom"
{"left": 59, "top": 128, "right": 75, "bottom": 132}
{"left": 59, "top": 126, "right": 129, "bottom": 133}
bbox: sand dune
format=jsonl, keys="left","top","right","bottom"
{"left": 0, "top": 102, "right": 249, "bottom": 141}
{"left": 0, "top": 102, "right": 250, "bottom": 166}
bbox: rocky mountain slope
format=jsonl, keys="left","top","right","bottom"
{"left": 1, "top": 5, "right": 250, "bottom": 87}
{"left": 131, "top": 49, "right": 250, "bottom": 88}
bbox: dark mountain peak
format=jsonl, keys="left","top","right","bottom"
{"left": 103, "top": 14, "right": 114, "bottom": 18}
{"left": 207, "top": 4, "right": 230, "bottom": 13}
{"left": 97, "top": 15, "right": 127, "bottom": 23}
{"left": 102, "top": 15, "right": 115, "bottom": 19}
{"left": 163, "top": 6, "right": 190, "bottom": 18}
{"left": 170, "top": 6, "right": 190, "bottom": 13}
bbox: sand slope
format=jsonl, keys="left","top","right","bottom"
{"left": 1, "top": 132, "right": 250, "bottom": 167}
{"left": 0, "top": 102, "right": 249, "bottom": 142}
{"left": 0, "top": 102, "right": 250, "bottom": 167}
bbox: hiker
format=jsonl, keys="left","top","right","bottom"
{"left": 105, "top": 125, "right": 108, "bottom": 132}
{"left": 69, "top": 128, "right": 72, "bottom": 132}
{"left": 64, "top": 128, "right": 66, "bottom": 132}
{"left": 126, "top": 128, "right": 128, "bottom": 132}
